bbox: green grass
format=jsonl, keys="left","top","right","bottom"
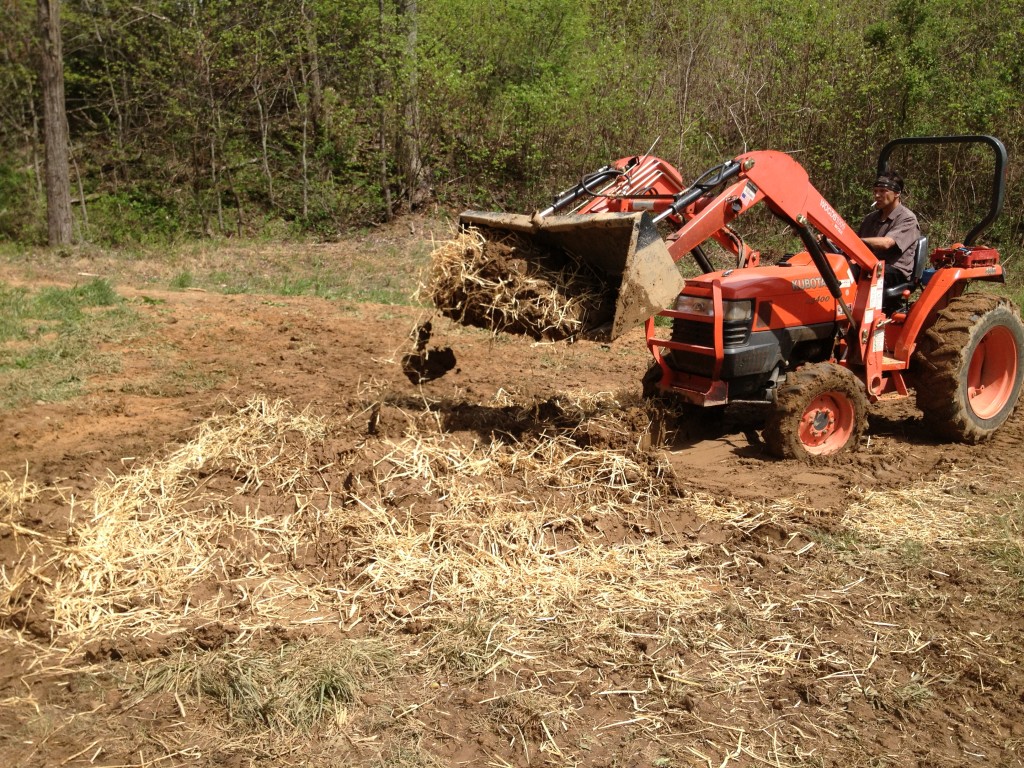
{"left": 117, "top": 360, "right": 220, "bottom": 398}
{"left": 0, "top": 278, "right": 145, "bottom": 409}
{"left": 190, "top": 245, "right": 430, "bottom": 305}
{"left": 228, "top": 264, "right": 425, "bottom": 305}
{"left": 0, "top": 216, "right": 442, "bottom": 307}
{"left": 996, "top": 270, "right": 1024, "bottom": 309}
{"left": 980, "top": 506, "right": 1024, "bottom": 598}
{"left": 140, "top": 638, "right": 394, "bottom": 735}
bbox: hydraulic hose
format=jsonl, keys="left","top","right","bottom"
{"left": 539, "top": 156, "right": 640, "bottom": 217}
{"left": 652, "top": 160, "right": 741, "bottom": 225}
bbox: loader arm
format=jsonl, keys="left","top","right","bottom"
{"left": 658, "top": 151, "right": 879, "bottom": 274}
{"left": 571, "top": 155, "right": 758, "bottom": 270}
{"left": 457, "top": 148, "right": 883, "bottom": 363}
{"left": 656, "top": 150, "right": 890, "bottom": 390}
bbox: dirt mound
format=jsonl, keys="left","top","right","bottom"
{"left": 428, "top": 228, "right": 615, "bottom": 340}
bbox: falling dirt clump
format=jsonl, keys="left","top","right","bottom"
{"left": 401, "top": 321, "right": 457, "bottom": 384}
{"left": 427, "top": 227, "right": 615, "bottom": 340}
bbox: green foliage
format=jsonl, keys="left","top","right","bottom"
{"left": 418, "top": 0, "right": 645, "bottom": 208}
{"left": 0, "top": 0, "right": 1022, "bottom": 250}
{"left": 84, "top": 191, "right": 185, "bottom": 246}
{"left": 0, "top": 157, "right": 43, "bottom": 243}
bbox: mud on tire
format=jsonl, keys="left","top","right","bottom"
{"left": 763, "top": 362, "right": 867, "bottom": 460}
{"left": 912, "top": 293, "right": 1024, "bottom": 443}
{"left": 641, "top": 362, "right": 665, "bottom": 400}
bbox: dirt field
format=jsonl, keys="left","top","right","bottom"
{"left": 2, "top": 220, "right": 1024, "bottom": 767}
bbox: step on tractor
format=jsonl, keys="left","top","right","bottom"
{"left": 460, "top": 135, "right": 1024, "bottom": 460}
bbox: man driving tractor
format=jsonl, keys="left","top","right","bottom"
{"left": 857, "top": 170, "right": 922, "bottom": 286}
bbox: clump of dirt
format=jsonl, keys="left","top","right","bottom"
{"left": 400, "top": 321, "right": 457, "bottom": 384}
{"left": 428, "top": 228, "right": 615, "bottom": 340}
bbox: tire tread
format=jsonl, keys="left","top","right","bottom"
{"left": 913, "top": 293, "right": 1024, "bottom": 442}
{"left": 763, "top": 362, "right": 867, "bottom": 461}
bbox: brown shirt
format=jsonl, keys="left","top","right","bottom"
{"left": 857, "top": 203, "right": 921, "bottom": 280}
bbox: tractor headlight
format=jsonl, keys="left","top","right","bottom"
{"left": 722, "top": 299, "right": 754, "bottom": 323}
{"left": 674, "top": 295, "right": 753, "bottom": 323}
{"left": 674, "top": 295, "right": 714, "bottom": 315}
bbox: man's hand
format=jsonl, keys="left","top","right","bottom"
{"left": 817, "top": 234, "right": 841, "bottom": 253}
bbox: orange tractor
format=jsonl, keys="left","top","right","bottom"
{"left": 461, "top": 135, "right": 1023, "bottom": 459}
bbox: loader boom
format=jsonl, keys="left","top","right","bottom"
{"left": 607, "top": 151, "right": 888, "bottom": 382}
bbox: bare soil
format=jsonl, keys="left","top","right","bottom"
{"left": 2, "top": 218, "right": 1023, "bottom": 767}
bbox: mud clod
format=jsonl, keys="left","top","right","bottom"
{"left": 401, "top": 321, "right": 457, "bottom": 383}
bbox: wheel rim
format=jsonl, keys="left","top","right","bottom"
{"left": 798, "top": 392, "right": 856, "bottom": 455}
{"left": 967, "top": 325, "right": 1019, "bottom": 420}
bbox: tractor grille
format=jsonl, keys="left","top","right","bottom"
{"left": 672, "top": 318, "right": 751, "bottom": 348}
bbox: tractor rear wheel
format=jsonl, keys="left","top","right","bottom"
{"left": 912, "top": 293, "right": 1024, "bottom": 442}
{"left": 763, "top": 362, "right": 867, "bottom": 460}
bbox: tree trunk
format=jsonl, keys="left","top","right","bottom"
{"left": 300, "top": 0, "right": 322, "bottom": 132}
{"left": 376, "top": 0, "right": 393, "bottom": 222}
{"left": 399, "top": 0, "right": 425, "bottom": 208}
{"left": 37, "top": 0, "right": 72, "bottom": 246}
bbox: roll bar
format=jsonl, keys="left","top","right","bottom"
{"left": 877, "top": 135, "right": 1007, "bottom": 247}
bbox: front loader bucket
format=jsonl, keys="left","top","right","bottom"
{"left": 458, "top": 210, "right": 684, "bottom": 341}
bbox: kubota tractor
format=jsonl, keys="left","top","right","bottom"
{"left": 460, "top": 135, "right": 1024, "bottom": 460}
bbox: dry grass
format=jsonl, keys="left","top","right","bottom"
{"left": 842, "top": 466, "right": 986, "bottom": 545}
{"left": 0, "top": 469, "right": 61, "bottom": 648}
{"left": 44, "top": 396, "right": 706, "bottom": 648}
{"left": 139, "top": 637, "right": 393, "bottom": 734}
{"left": 0, "top": 467, "right": 40, "bottom": 523}
{"left": 5, "top": 396, "right": 1022, "bottom": 767}
{"left": 426, "top": 228, "right": 611, "bottom": 340}
{"left": 347, "top": 432, "right": 709, "bottom": 624}
{"left": 51, "top": 398, "right": 334, "bottom": 641}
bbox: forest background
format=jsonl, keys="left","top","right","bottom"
{"left": 1, "top": 0, "right": 1023, "bottom": 252}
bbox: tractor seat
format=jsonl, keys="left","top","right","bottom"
{"left": 883, "top": 235, "right": 929, "bottom": 302}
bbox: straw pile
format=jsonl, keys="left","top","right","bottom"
{"left": 842, "top": 467, "right": 982, "bottom": 545}
{"left": 45, "top": 396, "right": 991, "bottom": 651}
{"left": 51, "top": 398, "right": 336, "bottom": 640}
{"left": 345, "top": 432, "right": 708, "bottom": 621}
{"left": 43, "top": 395, "right": 702, "bottom": 646}
{"left": 427, "top": 228, "right": 614, "bottom": 340}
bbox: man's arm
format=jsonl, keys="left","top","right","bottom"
{"left": 860, "top": 207, "right": 919, "bottom": 256}
{"left": 861, "top": 235, "right": 896, "bottom": 253}
{"left": 886, "top": 212, "right": 921, "bottom": 253}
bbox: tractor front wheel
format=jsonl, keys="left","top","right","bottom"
{"left": 763, "top": 362, "right": 867, "bottom": 460}
{"left": 912, "top": 293, "right": 1024, "bottom": 442}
